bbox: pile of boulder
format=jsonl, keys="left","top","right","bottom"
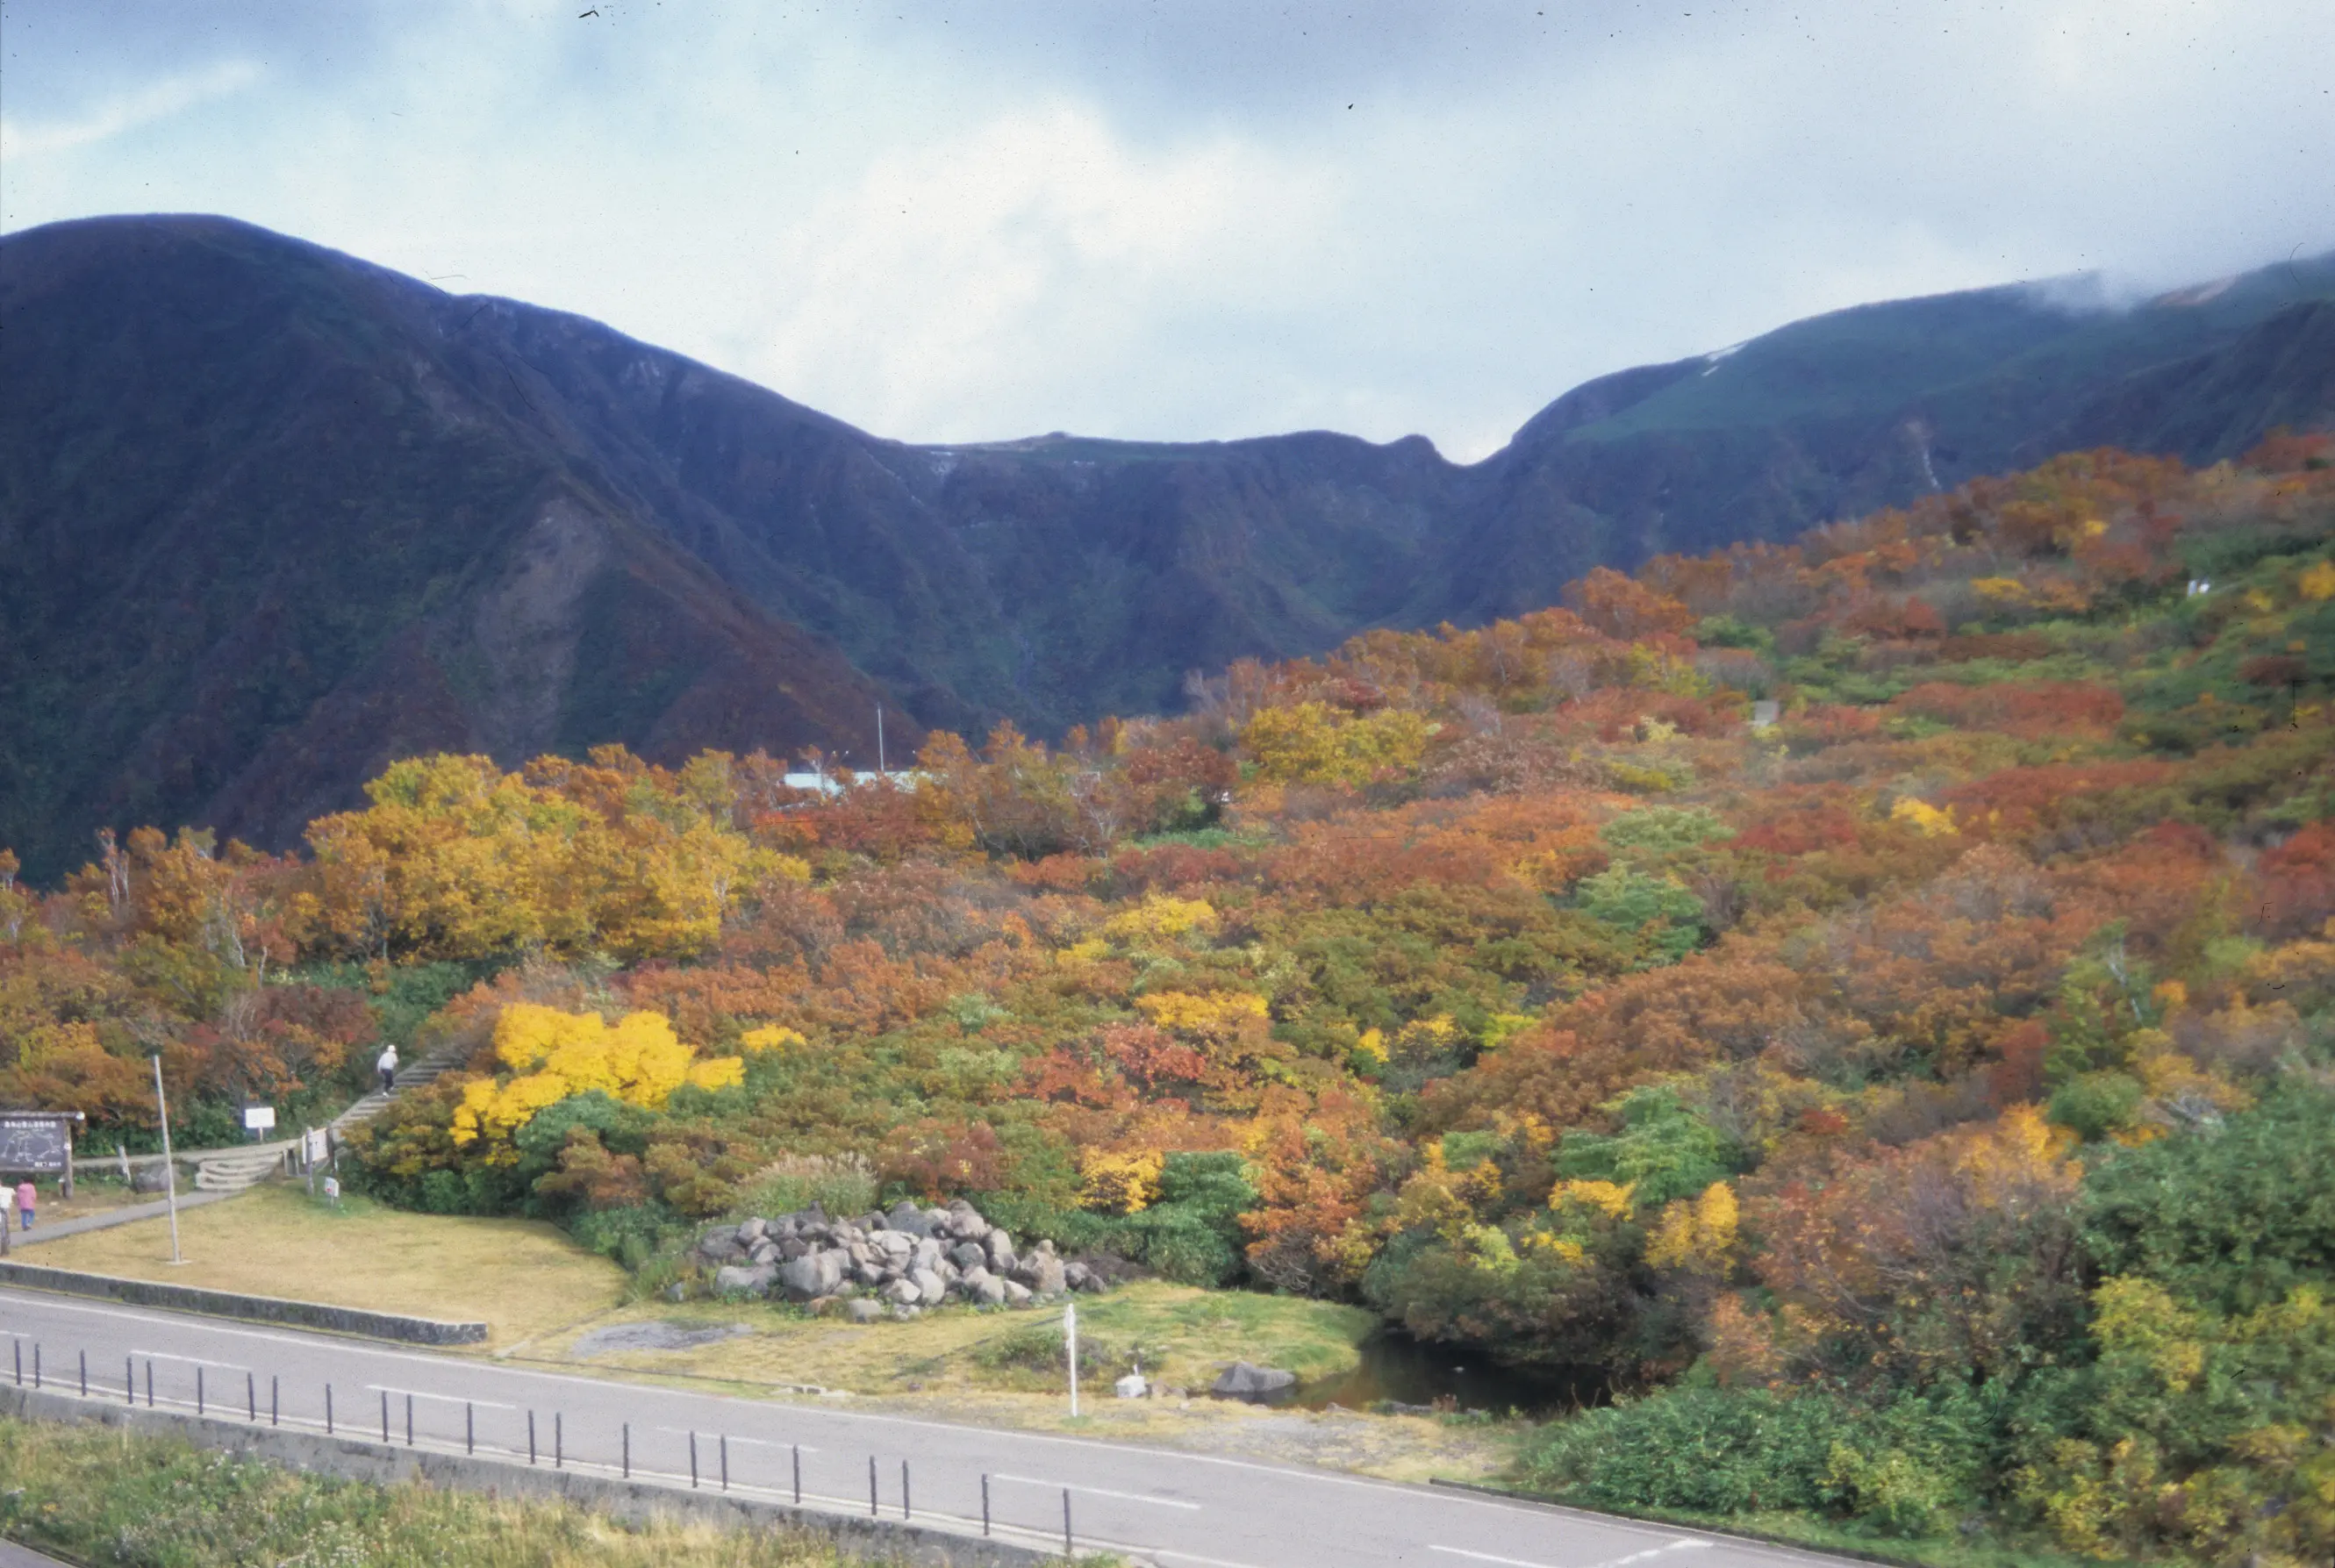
{"left": 691, "top": 1198, "right": 1114, "bottom": 1317}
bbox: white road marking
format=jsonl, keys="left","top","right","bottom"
{"left": 1432, "top": 1542, "right": 1711, "bottom": 1568}
{"left": 1432, "top": 1548, "right": 1564, "bottom": 1568}
{"left": 991, "top": 1471, "right": 1203, "bottom": 1509}
{"left": 133, "top": 1349, "right": 248, "bottom": 1371}
{"left": 364, "top": 1385, "right": 514, "bottom": 1409}
{"left": 1151, "top": 1550, "right": 1276, "bottom": 1568}
{"left": 652, "top": 1425, "right": 818, "bottom": 1452}
{"left": 1586, "top": 1543, "right": 1711, "bottom": 1568}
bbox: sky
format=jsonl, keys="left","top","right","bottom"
{"left": 4, "top": 2, "right": 2331, "bottom": 462}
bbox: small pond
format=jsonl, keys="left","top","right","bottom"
{"left": 1292, "top": 1330, "right": 1608, "bottom": 1419}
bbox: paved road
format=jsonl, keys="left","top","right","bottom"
{"left": 1, "top": 1287, "right": 1847, "bottom": 1568}
{"left": 0, "top": 1540, "right": 75, "bottom": 1568}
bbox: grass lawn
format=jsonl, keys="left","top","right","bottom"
{"left": 534, "top": 1279, "right": 1375, "bottom": 1398}
{"left": 519, "top": 1281, "right": 1519, "bottom": 1486}
{"left": 19, "top": 1183, "right": 626, "bottom": 1350}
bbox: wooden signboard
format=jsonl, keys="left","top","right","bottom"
{"left": 0, "top": 1112, "right": 82, "bottom": 1197}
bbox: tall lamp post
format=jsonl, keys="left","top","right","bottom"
{"left": 150, "top": 1055, "right": 183, "bottom": 1264}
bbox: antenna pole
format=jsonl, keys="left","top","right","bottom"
{"left": 877, "top": 705, "right": 886, "bottom": 775}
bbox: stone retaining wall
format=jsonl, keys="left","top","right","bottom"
{"left": 0, "top": 1385, "right": 1053, "bottom": 1567}
{"left": 0, "top": 1262, "right": 489, "bottom": 1346}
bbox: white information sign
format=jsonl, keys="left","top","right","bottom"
{"left": 242, "top": 1106, "right": 276, "bottom": 1133}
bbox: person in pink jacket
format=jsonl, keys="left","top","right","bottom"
{"left": 15, "top": 1180, "right": 34, "bottom": 1230}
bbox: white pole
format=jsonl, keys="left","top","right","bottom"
{"left": 1065, "top": 1300, "right": 1079, "bottom": 1417}
{"left": 150, "top": 1055, "right": 183, "bottom": 1264}
{"left": 877, "top": 705, "right": 886, "bottom": 776}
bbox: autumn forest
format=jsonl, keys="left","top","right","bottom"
{"left": 4, "top": 439, "right": 2333, "bottom": 1565}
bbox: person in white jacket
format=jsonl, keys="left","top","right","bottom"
{"left": 376, "top": 1043, "right": 399, "bottom": 1094}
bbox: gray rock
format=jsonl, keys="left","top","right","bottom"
{"left": 963, "top": 1268, "right": 1006, "bottom": 1307}
{"left": 713, "top": 1263, "right": 777, "bottom": 1297}
{"left": 874, "top": 1229, "right": 914, "bottom": 1261}
{"left": 843, "top": 1299, "right": 885, "bottom": 1324}
{"left": 1021, "top": 1255, "right": 1067, "bottom": 1296}
{"left": 923, "top": 1207, "right": 951, "bottom": 1233}
{"left": 736, "top": 1217, "right": 768, "bottom": 1244}
{"left": 748, "top": 1240, "right": 780, "bottom": 1264}
{"left": 853, "top": 1260, "right": 885, "bottom": 1287}
{"left": 1002, "top": 1280, "right": 1034, "bottom": 1307}
{"left": 131, "top": 1163, "right": 181, "bottom": 1194}
{"left": 985, "top": 1230, "right": 1016, "bottom": 1264}
{"left": 1064, "top": 1261, "right": 1092, "bottom": 1290}
{"left": 885, "top": 1202, "right": 934, "bottom": 1237}
{"left": 909, "top": 1267, "right": 948, "bottom": 1304}
{"left": 1074, "top": 1270, "right": 1109, "bottom": 1294}
{"left": 882, "top": 1278, "right": 921, "bottom": 1305}
{"left": 777, "top": 1235, "right": 809, "bottom": 1261}
{"left": 949, "top": 1241, "right": 989, "bottom": 1271}
{"left": 911, "top": 1237, "right": 943, "bottom": 1271}
{"left": 1210, "top": 1363, "right": 1298, "bottom": 1403}
{"left": 778, "top": 1250, "right": 845, "bottom": 1302}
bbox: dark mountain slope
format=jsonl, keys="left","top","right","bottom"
{"left": 3, "top": 214, "right": 2329, "bottom": 880}
{"left": 0, "top": 217, "right": 903, "bottom": 878}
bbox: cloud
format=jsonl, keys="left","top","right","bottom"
{"left": 0, "top": 59, "right": 265, "bottom": 161}
{"left": 2, "top": 0, "right": 2331, "bottom": 460}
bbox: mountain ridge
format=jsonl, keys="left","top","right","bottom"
{"left": 3, "top": 212, "right": 2330, "bottom": 878}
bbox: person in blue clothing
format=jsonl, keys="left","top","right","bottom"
{"left": 15, "top": 1179, "right": 34, "bottom": 1230}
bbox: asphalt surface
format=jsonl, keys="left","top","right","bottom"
{"left": 1, "top": 1286, "right": 1858, "bottom": 1568}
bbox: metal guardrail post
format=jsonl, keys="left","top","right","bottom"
{"left": 81, "top": 1350, "right": 89, "bottom": 1398}
{"left": 1064, "top": 1488, "right": 1073, "bottom": 1557}
{"left": 271, "top": 1374, "right": 279, "bottom": 1426}
{"left": 690, "top": 1430, "right": 699, "bottom": 1489}
{"left": 792, "top": 1443, "right": 801, "bottom": 1504}
{"left": 902, "top": 1459, "right": 911, "bottom": 1519}
{"left": 555, "top": 1412, "right": 562, "bottom": 1469}
{"left": 465, "top": 1400, "right": 475, "bottom": 1455}
{"left": 407, "top": 1393, "right": 414, "bottom": 1447}
{"left": 247, "top": 1371, "right": 255, "bottom": 1421}
{"left": 622, "top": 1421, "right": 630, "bottom": 1479}
{"left": 326, "top": 1383, "right": 333, "bottom": 1435}
{"left": 983, "top": 1473, "right": 992, "bottom": 1536}
{"left": 528, "top": 1410, "right": 537, "bottom": 1465}
{"left": 869, "top": 1455, "right": 878, "bottom": 1517}
{"left": 381, "top": 1390, "right": 390, "bottom": 1443}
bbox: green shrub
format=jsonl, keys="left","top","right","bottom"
{"left": 2079, "top": 1082, "right": 2335, "bottom": 1314}
{"left": 1518, "top": 1385, "right": 1988, "bottom": 1536}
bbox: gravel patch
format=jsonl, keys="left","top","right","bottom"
{"left": 571, "top": 1320, "right": 756, "bottom": 1357}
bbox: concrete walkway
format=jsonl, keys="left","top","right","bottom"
{"left": 8, "top": 1188, "right": 238, "bottom": 1248}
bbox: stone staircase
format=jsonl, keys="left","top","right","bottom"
{"left": 186, "top": 1045, "right": 468, "bottom": 1195}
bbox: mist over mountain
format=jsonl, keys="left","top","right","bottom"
{"left": 3, "top": 214, "right": 2329, "bottom": 880}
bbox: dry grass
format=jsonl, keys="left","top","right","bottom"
{"left": 22, "top": 1182, "right": 626, "bottom": 1350}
